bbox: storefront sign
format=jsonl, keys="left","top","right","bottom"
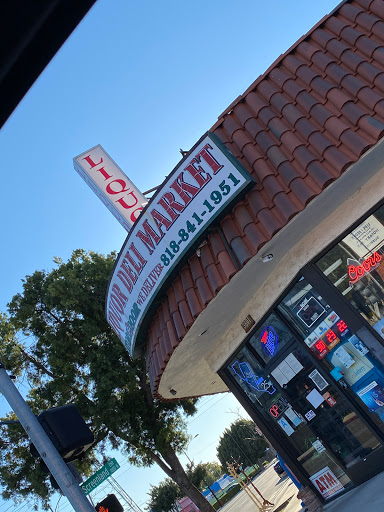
{"left": 347, "top": 251, "right": 382, "bottom": 285}
{"left": 260, "top": 326, "right": 279, "bottom": 357}
{"left": 310, "top": 467, "right": 344, "bottom": 499}
{"left": 106, "top": 133, "right": 254, "bottom": 356}
{"left": 232, "top": 361, "right": 276, "bottom": 395}
{"left": 73, "top": 145, "right": 146, "bottom": 232}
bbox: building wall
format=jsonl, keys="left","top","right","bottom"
{"left": 144, "top": 0, "right": 384, "bottom": 400}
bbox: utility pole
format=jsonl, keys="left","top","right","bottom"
{"left": 0, "top": 363, "right": 95, "bottom": 512}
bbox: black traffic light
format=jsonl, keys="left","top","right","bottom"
{"left": 30, "top": 404, "right": 94, "bottom": 462}
{"left": 95, "top": 494, "right": 124, "bottom": 512}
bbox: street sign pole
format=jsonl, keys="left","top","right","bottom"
{"left": 0, "top": 364, "right": 95, "bottom": 512}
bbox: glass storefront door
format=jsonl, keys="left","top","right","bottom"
{"left": 225, "top": 287, "right": 384, "bottom": 500}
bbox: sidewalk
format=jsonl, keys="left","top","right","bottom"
{"left": 323, "top": 471, "right": 384, "bottom": 512}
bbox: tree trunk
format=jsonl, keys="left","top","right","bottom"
{"left": 160, "top": 446, "right": 216, "bottom": 512}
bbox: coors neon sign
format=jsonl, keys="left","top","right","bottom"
{"left": 348, "top": 251, "right": 382, "bottom": 284}
{"left": 106, "top": 132, "right": 254, "bottom": 357}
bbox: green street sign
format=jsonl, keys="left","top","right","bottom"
{"left": 81, "top": 458, "right": 120, "bottom": 495}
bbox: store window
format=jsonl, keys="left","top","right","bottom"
{"left": 317, "top": 204, "right": 384, "bottom": 339}
{"left": 278, "top": 277, "right": 384, "bottom": 431}
{"left": 227, "top": 344, "right": 355, "bottom": 497}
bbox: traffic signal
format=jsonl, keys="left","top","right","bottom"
{"left": 30, "top": 404, "right": 94, "bottom": 462}
{"left": 29, "top": 404, "right": 94, "bottom": 489}
{"left": 95, "top": 494, "right": 124, "bottom": 512}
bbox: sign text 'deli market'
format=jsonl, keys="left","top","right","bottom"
{"left": 106, "top": 133, "right": 253, "bottom": 357}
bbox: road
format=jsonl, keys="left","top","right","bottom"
{"left": 221, "top": 463, "right": 303, "bottom": 512}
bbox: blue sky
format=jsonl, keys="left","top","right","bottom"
{"left": 0, "top": 0, "right": 341, "bottom": 510}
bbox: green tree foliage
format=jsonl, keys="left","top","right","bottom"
{"left": 0, "top": 250, "right": 215, "bottom": 512}
{"left": 147, "top": 462, "right": 222, "bottom": 512}
{"left": 188, "top": 461, "right": 222, "bottom": 490}
{"left": 216, "top": 419, "right": 268, "bottom": 471}
{"left": 147, "top": 478, "right": 182, "bottom": 512}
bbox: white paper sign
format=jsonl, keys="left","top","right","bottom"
{"left": 344, "top": 215, "right": 384, "bottom": 258}
{"left": 334, "top": 346, "right": 355, "bottom": 369}
{"left": 306, "top": 388, "right": 325, "bottom": 409}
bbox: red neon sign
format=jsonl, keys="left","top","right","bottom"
{"left": 336, "top": 320, "right": 347, "bottom": 333}
{"left": 315, "top": 340, "right": 327, "bottom": 352}
{"left": 348, "top": 251, "right": 382, "bottom": 284}
{"left": 269, "top": 404, "right": 280, "bottom": 418}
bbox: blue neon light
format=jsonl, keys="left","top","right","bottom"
{"left": 231, "top": 361, "right": 276, "bottom": 395}
{"left": 260, "top": 326, "right": 279, "bottom": 357}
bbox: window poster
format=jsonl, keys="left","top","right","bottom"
{"left": 277, "top": 417, "right": 294, "bottom": 436}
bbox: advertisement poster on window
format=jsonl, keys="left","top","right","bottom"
{"left": 310, "top": 467, "right": 344, "bottom": 498}
{"left": 357, "top": 381, "right": 384, "bottom": 412}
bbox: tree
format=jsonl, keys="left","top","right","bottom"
{"left": 147, "top": 462, "right": 222, "bottom": 512}
{"left": 188, "top": 461, "right": 222, "bottom": 490}
{"left": 0, "top": 250, "right": 215, "bottom": 512}
{"left": 147, "top": 478, "right": 182, "bottom": 512}
{"left": 216, "top": 419, "right": 268, "bottom": 471}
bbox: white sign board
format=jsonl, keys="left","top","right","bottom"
{"left": 73, "top": 145, "right": 147, "bottom": 232}
{"left": 106, "top": 132, "right": 253, "bottom": 357}
{"left": 344, "top": 215, "right": 384, "bottom": 258}
{"left": 310, "top": 467, "right": 344, "bottom": 499}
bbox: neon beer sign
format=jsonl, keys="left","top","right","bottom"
{"left": 260, "top": 326, "right": 279, "bottom": 357}
{"left": 348, "top": 251, "right": 382, "bottom": 284}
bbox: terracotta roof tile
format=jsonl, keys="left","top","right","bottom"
{"left": 230, "top": 236, "right": 253, "bottom": 264}
{"left": 357, "top": 12, "right": 382, "bottom": 31}
{"left": 274, "top": 191, "right": 303, "bottom": 221}
{"left": 371, "top": 0, "right": 384, "bottom": 20}
{"left": 296, "top": 91, "right": 319, "bottom": 113}
{"left": 146, "top": 0, "right": 384, "bottom": 398}
{"left": 340, "top": 127, "right": 371, "bottom": 155}
{"left": 341, "top": 100, "right": 366, "bottom": 123}
{"left": 290, "top": 177, "right": 319, "bottom": 205}
{"left": 295, "top": 117, "right": 319, "bottom": 140}
{"left": 256, "top": 207, "right": 284, "bottom": 238}
{"left": 243, "top": 117, "right": 264, "bottom": 139}
{"left": 326, "top": 38, "right": 350, "bottom": 59}
{"left": 266, "top": 146, "right": 289, "bottom": 169}
{"left": 326, "top": 16, "right": 352, "bottom": 37}
{"left": 278, "top": 161, "right": 304, "bottom": 187}
{"left": 257, "top": 80, "right": 280, "bottom": 101}
{"left": 358, "top": 35, "right": 383, "bottom": 58}
{"left": 341, "top": 49, "right": 365, "bottom": 72}
{"left": 311, "top": 28, "right": 336, "bottom": 48}
{"left": 270, "top": 92, "right": 291, "bottom": 113}
{"left": 308, "top": 131, "right": 333, "bottom": 156}
{"left": 292, "top": 145, "right": 318, "bottom": 171}
{"left": 340, "top": 2, "right": 365, "bottom": 22}
{"left": 281, "top": 103, "right": 306, "bottom": 126}
{"left": 323, "top": 145, "right": 352, "bottom": 171}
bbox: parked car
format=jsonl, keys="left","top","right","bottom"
{"left": 273, "top": 461, "right": 286, "bottom": 478}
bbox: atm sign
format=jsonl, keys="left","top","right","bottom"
{"left": 310, "top": 467, "right": 344, "bottom": 498}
